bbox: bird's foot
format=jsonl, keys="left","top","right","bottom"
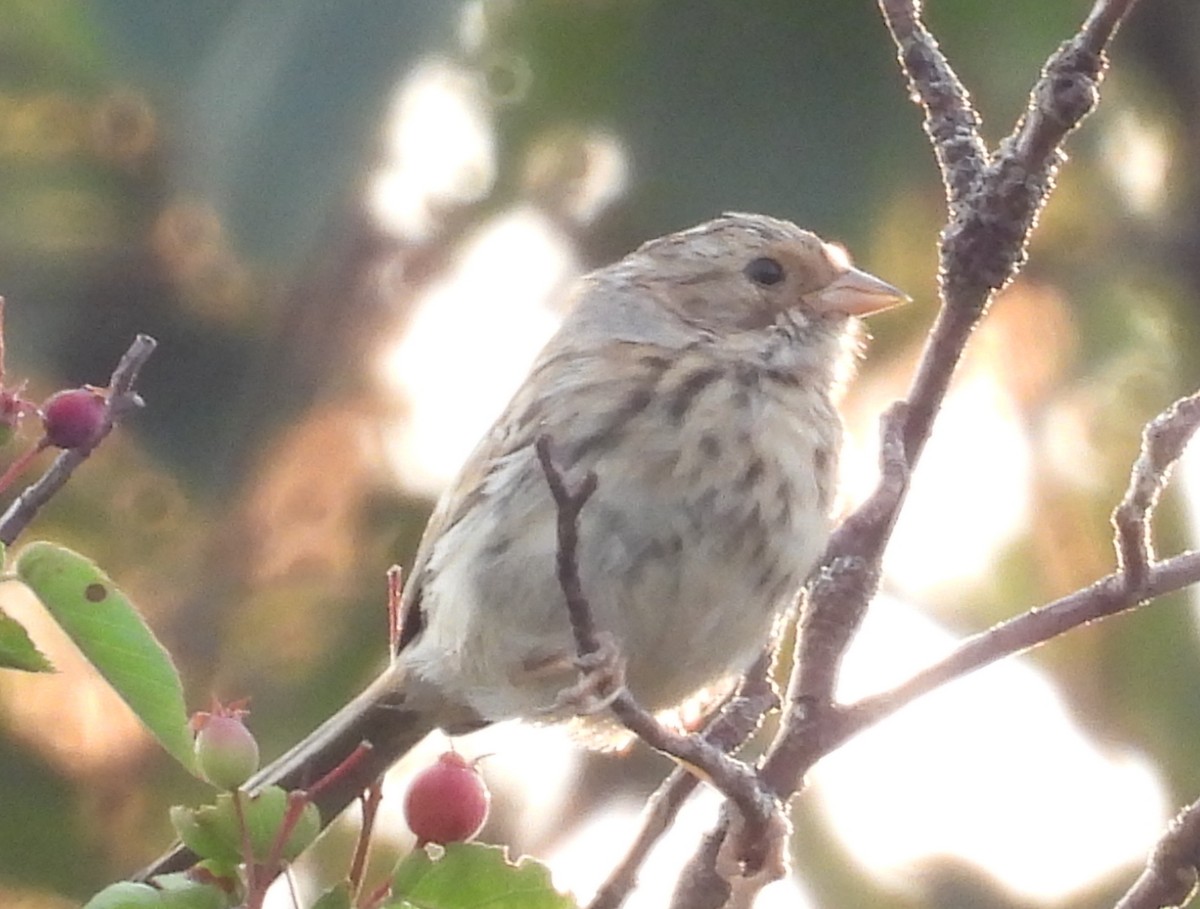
{"left": 542, "top": 633, "right": 627, "bottom": 716}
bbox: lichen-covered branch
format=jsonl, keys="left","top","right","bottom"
{"left": 589, "top": 653, "right": 779, "bottom": 909}
{"left": 1112, "top": 389, "right": 1200, "bottom": 591}
{"left": 1115, "top": 797, "right": 1200, "bottom": 909}
{"left": 835, "top": 547, "right": 1200, "bottom": 745}
{"left": 673, "top": 0, "right": 1148, "bottom": 904}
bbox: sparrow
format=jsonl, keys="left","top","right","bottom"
{"left": 142, "top": 212, "right": 906, "bottom": 876}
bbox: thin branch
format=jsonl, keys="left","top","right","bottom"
{"left": 954, "top": 0, "right": 1139, "bottom": 325}
{"left": 877, "top": 0, "right": 986, "bottom": 207}
{"left": 878, "top": 0, "right": 992, "bottom": 465}
{"left": 1115, "top": 797, "right": 1200, "bottom": 909}
{"left": 1112, "top": 390, "right": 1200, "bottom": 591}
{"left": 885, "top": 0, "right": 1139, "bottom": 467}
{"left": 534, "top": 436, "right": 783, "bottom": 866}
{"left": 606, "top": 698, "right": 778, "bottom": 848}
{"left": 673, "top": 0, "right": 1148, "bottom": 903}
{"left": 788, "top": 0, "right": 1143, "bottom": 772}
{"left": 835, "top": 548, "right": 1200, "bottom": 745}
{"left": 759, "top": 403, "right": 909, "bottom": 793}
{"left": 671, "top": 830, "right": 730, "bottom": 909}
{"left": 0, "top": 334, "right": 157, "bottom": 545}
{"left": 836, "top": 384, "right": 1200, "bottom": 746}
{"left": 1008, "top": 0, "right": 1140, "bottom": 171}
{"left": 589, "top": 653, "right": 779, "bottom": 909}
{"left": 534, "top": 436, "right": 602, "bottom": 656}
{"left": 789, "top": 404, "right": 908, "bottom": 701}
{"left": 668, "top": 545, "right": 1200, "bottom": 909}
{"left": 348, "top": 783, "right": 383, "bottom": 902}
{"left": 0, "top": 298, "right": 8, "bottom": 380}
{"left": 257, "top": 790, "right": 316, "bottom": 903}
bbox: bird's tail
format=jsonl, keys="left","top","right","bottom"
{"left": 135, "top": 666, "right": 467, "bottom": 880}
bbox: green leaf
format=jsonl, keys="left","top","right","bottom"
{"left": 155, "top": 888, "right": 231, "bottom": 909}
{"left": 153, "top": 872, "right": 235, "bottom": 909}
{"left": 171, "top": 787, "right": 321, "bottom": 868}
{"left": 311, "top": 882, "right": 353, "bottom": 909}
{"left": 170, "top": 803, "right": 241, "bottom": 869}
{"left": 14, "top": 541, "right": 196, "bottom": 772}
{"left": 239, "top": 786, "right": 321, "bottom": 862}
{"left": 81, "top": 877, "right": 233, "bottom": 909}
{"left": 0, "top": 604, "right": 53, "bottom": 671}
{"left": 388, "top": 843, "right": 576, "bottom": 909}
{"left": 82, "top": 881, "right": 162, "bottom": 908}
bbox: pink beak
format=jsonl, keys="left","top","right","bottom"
{"left": 814, "top": 266, "right": 910, "bottom": 317}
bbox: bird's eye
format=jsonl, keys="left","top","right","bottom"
{"left": 744, "top": 256, "right": 785, "bottom": 286}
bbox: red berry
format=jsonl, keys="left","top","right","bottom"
{"left": 404, "top": 751, "right": 491, "bottom": 846}
{"left": 42, "top": 388, "right": 106, "bottom": 450}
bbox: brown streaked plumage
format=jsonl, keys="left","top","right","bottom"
{"left": 138, "top": 212, "right": 906, "bottom": 879}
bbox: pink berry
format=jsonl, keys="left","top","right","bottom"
{"left": 194, "top": 713, "right": 260, "bottom": 790}
{"left": 42, "top": 388, "right": 106, "bottom": 450}
{"left": 404, "top": 752, "right": 491, "bottom": 846}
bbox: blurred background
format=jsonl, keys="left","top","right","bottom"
{"left": 0, "top": 0, "right": 1198, "bottom": 906}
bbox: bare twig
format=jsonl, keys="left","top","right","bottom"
{"left": 0, "top": 298, "right": 7, "bottom": 380}
{"left": 231, "top": 791, "right": 259, "bottom": 901}
{"left": 877, "top": 0, "right": 986, "bottom": 206}
{"left": 605, "top": 699, "right": 779, "bottom": 849}
{"left": 348, "top": 783, "right": 383, "bottom": 902}
{"left": 534, "top": 436, "right": 784, "bottom": 871}
{"left": 0, "top": 334, "right": 157, "bottom": 545}
{"left": 878, "top": 0, "right": 990, "bottom": 465}
{"left": 780, "top": 0, "right": 1142, "bottom": 777}
{"left": 835, "top": 548, "right": 1200, "bottom": 745}
{"left": 832, "top": 385, "right": 1200, "bottom": 750}
{"left": 589, "top": 653, "right": 779, "bottom": 909}
{"left": 759, "top": 403, "right": 909, "bottom": 792}
{"left": 1112, "top": 389, "right": 1200, "bottom": 591}
{"left": 1115, "top": 798, "right": 1200, "bottom": 909}
{"left": 535, "top": 436, "right": 602, "bottom": 656}
{"left": 1008, "top": 0, "right": 1140, "bottom": 173}
{"left": 885, "top": 0, "right": 1137, "bottom": 468}
{"left": 257, "top": 790, "right": 315, "bottom": 905}
{"left": 675, "top": 431, "right": 1200, "bottom": 909}
{"left": 673, "top": 0, "right": 1147, "bottom": 904}
{"left": 766, "top": 0, "right": 1123, "bottom": 735}
{"left": 671, "top": 830, "right": 730, "bottom": 909}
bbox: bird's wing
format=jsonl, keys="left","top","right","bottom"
{"left": 393, "top": 347, "right": 576, "bottom": 652}
{"left": 392, "top": 339, "right": 677, "bottom": 652}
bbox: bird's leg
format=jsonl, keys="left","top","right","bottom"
{"left": 551, "top": 631, "right": 627, "bottom": 715}
{"left": 521, "top": 632, "right": 628, "bottom": 716}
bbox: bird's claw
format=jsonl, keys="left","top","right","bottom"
{"left": 546, "top": 633, "right": 627, "bottom": 716}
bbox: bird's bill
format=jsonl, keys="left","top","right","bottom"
{"left": 815, "top": 266, "right": 910, "bottom": 317}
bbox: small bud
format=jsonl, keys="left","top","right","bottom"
{"left": 42, "top": 387, "right": 106, "bottom": 450}
{"left": 404, "top": 751, "right": 491, "bottom": 846}
{"left": 193, "top": 710, "right": 260, "bottom": 790}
